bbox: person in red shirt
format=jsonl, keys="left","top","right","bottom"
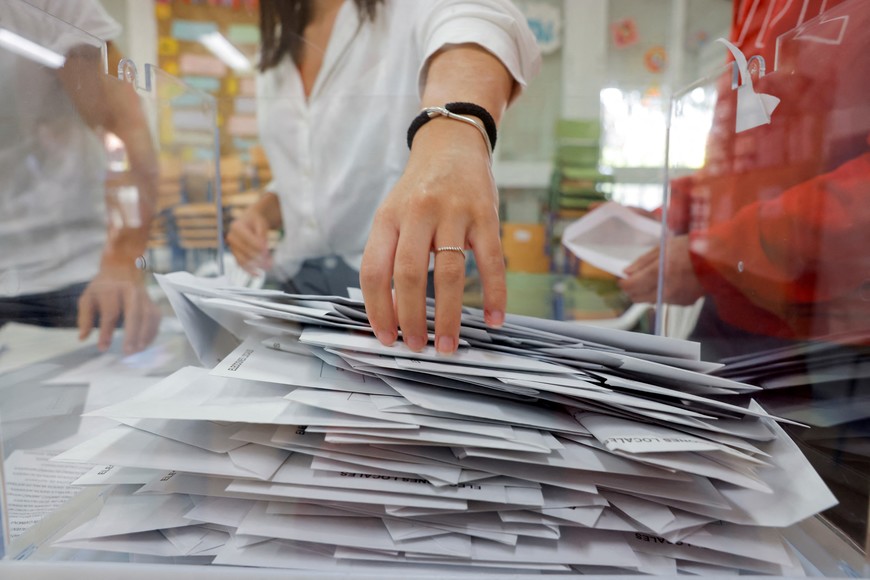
{"left": 621, "top": 0, "right": 870, "bottom": 361}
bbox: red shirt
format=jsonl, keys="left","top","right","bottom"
{"left": 682, "top": 0, "right": 870, "bottom": 340}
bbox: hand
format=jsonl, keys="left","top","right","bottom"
{"left": 361, "top": 119, "right": 506, "bottom": 354}
{"left": 620, "top": 234, "right": 705, "bottom": 305}
{"left": 77, "top": 260, "right": 161, "bottom": 354}
{"left": 226, "top": 206, "right": 273, "bottom": 275}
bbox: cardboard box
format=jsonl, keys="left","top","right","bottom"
{"left": 501, "top": 223, "right": 550, "bottom": 273}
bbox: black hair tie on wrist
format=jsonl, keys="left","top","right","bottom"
{"left": 407, "top": 102, "right": 498, "bottom": 152}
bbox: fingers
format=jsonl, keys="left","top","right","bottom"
{"left": 621, "top": 246, "right": 661, "bottom": 303}
{"left": 623, "top": 247, "right": 659, "bottom": 276}
{"left": 77, "top": 290, "right": 95, "bottom": 341}
{"left": 467, "top": 214, "right": 506, "bottom": 329}
{"left": 392, "top": 225, "right": 435, "bottom": 353}
{"left": 127, "top": 293, "right": 161, "bottom": 354}
{"left": 118, "top": 283, "right": 161, "bottom": 355}
{"left": 96, "top": 289, "right": 122, "bottom": 352}
{"left": 227, "top": 217, "right": 271, "bottom": 274}
{"left": 360, "top": 214, "right": 400, "bottom": 346}
{"left": 433, "top": 237, "right": 468, "bottom": 355}
{"left": 619, "top": 262, "right": 658, "bottom": 303}
{"left": 77, "top": 283, "right": 124, "bottom": 351}
{"left": 121, "top": 283, "right": 142, "bottom": 355}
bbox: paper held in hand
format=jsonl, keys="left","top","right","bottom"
{"left": 561, "top": 202, "right": 662, "bottom": 278}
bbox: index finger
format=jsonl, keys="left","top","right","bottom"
{"left": 623, "top": 246, "right": 659, "bottom": 276}
{"left": 96, "top": 291, "right": 121, "bottom": 352}
{"left": 77, "top": 291, "right": 95, "bottom": 341}
{"left": 360, "top": 215, "right": 399, "bottom": 346}
{"left": 122, "top": 283, "right": 143, "bottom": 354}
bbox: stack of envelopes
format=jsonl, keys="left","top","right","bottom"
{"left": 50, "top": 272, "right": 838, "bottom": 575}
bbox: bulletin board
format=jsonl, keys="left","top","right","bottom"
{"left": 155, "top": 0, "right": 261, "bottom": 161}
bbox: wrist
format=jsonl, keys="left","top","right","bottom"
{"left": 407, "top": 102, "right": 497, "bottom": 158}
{"left": 410, "top": 117, "right": 491, "bottom": 161}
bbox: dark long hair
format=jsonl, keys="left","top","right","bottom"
{"left": 259, "top": 0, "right": 383, "bottom": 72}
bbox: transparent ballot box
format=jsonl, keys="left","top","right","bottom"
{"left": 659, "top": 0, "right": 870, "bottom": 573}
{"left": 0, "top": 0, "right": 220, "bottom": 566}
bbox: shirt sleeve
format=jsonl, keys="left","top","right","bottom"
{"left": 690, "top": 146, "right": 870, "bottom": 322}
{"left": 414, "top": 0, "right": 542, "bottom": 101}
{"left": 45, "top": 0, "right": 122, "bottom": 43}
{"left": 3, "top": 0, "right": 123, "bottom": 57}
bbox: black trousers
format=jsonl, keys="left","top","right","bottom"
{"left": 282, "top": 257, "right": 435, "bottom": 299}
{"left": 0, "top": 282, "right": 88, "bottom": 328}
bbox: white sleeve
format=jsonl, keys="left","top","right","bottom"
{"left": 0, "top": 0, "right": 122, "bottom": 57}
{"left": 38, "top": 0, "right": 122, "bottom": 43}
{"left": 414, "top": 0, "right": 542, "bottom": 100}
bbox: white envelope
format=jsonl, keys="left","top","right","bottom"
{"left": 236, "top": 503, "right": 474, "bottom": 559}
{"left": 266, "top": 432, "right": 466, "bottom": 487}
{"left": 53, "top": 529, "right": 186, "bottom": 557}
{"left": 463, "top": 527, "right": 639, "bottom": 567}
{"left": 161, "top": 525, "right": 230, "bottom": 556}
{"left": 211, "top": 336, "right": 395, "bottom": 396}
{"left": 87, "top": 366, "right": 296, "bottom": 425}
{"left": 309, "top": 455, "right": 463, "bottom": 487}
{"left": 380, "top": 375, "right": 590, "bottom": 436}
{"left": 268, "top": 453, "right": 519, "bottom": 504}
{"left": 631, "top": 408, "right": 837, "bottom": 527}
{"left": 58, "top": 491, "right": 196, "bottom": 541}
{"left": 342, "top": 548, "right": 574, "bottom": 572}
{"left": 561, "top": 202, "right": 662, "bottom": 278}
{"left": 276, "top": 401, "right": 420, "bottom": 430}
{"left": 299, "top": 328, "right": 573, "bottom": 374}
{"left": 155, "top": 273, "right": 241, "bottom": 367}
{"left": 601, "top": 491, "right": 674, "bottom": 534}
{"left": 284, "top": 389, "right": 549, "bottom": 449}
{"left": 72, "top": 464, "right": 162, "bottom": 486}
{"left": 626, "top": 530, "right": 790, "bottom": 575}
{"left": 183, "top": 497, "right": 259, "bottom": 528}
{"left": 137, "top": 471, "right": 249, "bottom": 500}
{"left": 53, "top": 424, "right": 290, "bottom": 480}
{"left": 226, "top": 478, "right": 469, "bottom": 511}
{"left": 321, "top": 427, "right": 553, "bottom": 453}
{"left": 456, "top": 436, "right": 690, "bottom": 480}
{"left": 119, "top": 418, "right": 248, "bottom": 453}
{"left": 579, "top": 413, "right": 770, "bottom": 466}
{"left": 683, "top": 523, "right": 794, "bottom": 566}
{"left": 502, "top": 377, "right": 717, "bottom": 419}
{"left": 537, "top": 506, "right": 605, "bottom": 527}
{"left": 213, "top": 536, "right": 339, "bottom": 570}
{"left": 495, "top": 308, "right": 700, "bottom": 360}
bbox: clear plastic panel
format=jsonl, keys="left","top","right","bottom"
{"left": 660, "top": 0, "right": 870, "bottom": 564}
{"left": 0, "top": 0, "right": 219, "bottom": 563}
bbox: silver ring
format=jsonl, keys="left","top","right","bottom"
{"left": 436, "top": 246, "right": 465, "bottom": 255}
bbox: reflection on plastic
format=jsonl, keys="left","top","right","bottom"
{"left": 717, "top": 38, "right": 780, "bottom": 133}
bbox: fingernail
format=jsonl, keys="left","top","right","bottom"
{"left": 405, "top": 335, "right": 426, "bottom": 352}
{"left": 485, "top": 309, "right": 504, "bottom": 328}
{"left": 436, "top": 335, "right": 456, "bottom": 354}
{"left": 376, "top": 330, "right": 396, "bottom": 345}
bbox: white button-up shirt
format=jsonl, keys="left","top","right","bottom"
{"left": 256, "top": 0, "right": 541, "bottom": 280}
{"left": 0, "top": 0, "right": 121, "bottom": 296}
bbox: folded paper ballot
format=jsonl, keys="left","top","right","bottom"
{"left": 51, "top": 272, "right": 836, "bottom": 575}
{"left": 561, "top": 202, "right": 663, "bottom": 278}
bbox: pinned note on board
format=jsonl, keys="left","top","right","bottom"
{"left": 717, "top": 38, "right": 780, "bottom": 133}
